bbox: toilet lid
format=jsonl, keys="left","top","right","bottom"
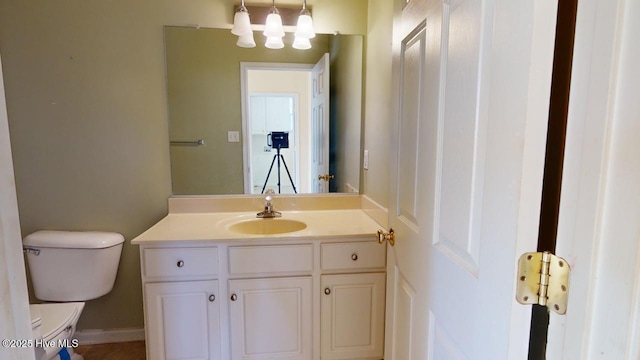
{"left": 30, "top": 302, "right": 84, "bottom": 340}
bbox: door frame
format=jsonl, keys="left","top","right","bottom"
{"left": 240, "top": 62, "right": 313, "bottom": 194}
{"left": 0, "top": 53, "right": 34, "bottom": 360}
{"left": 547, "top": 0, "right": 640, "bottom": 357}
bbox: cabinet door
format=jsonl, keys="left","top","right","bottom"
{"left": 229, "top": 277, "right": 312, "bottom": 360}
{"left": 321, "top": 273, "right": 385, "bottom": 359}
{"left": 250, "top": 96, "right": 267, "bottom": 134}
{"left": 266, "top": 96, "right": 294, "bottom": 132}
{"left": 145, "top": 280, "right": 220, "bottom": 360}
{"left": 250, "top": 96, "right": 294, "bottom": 135}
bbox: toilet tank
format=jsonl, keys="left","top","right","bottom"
{"left": 23, "top": 230, "right": 124, "bottom": 302}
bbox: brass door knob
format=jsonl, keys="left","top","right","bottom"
{"left": 377, "top": 228, "right": 395, "bottom": 246}
{"left": 318, "top": 174, "right": 335, "bottom": 181}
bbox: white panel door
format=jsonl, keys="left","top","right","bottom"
{"left": 311, "top": 54, "right": 330, "bottom": 193}
{"left": 385, "top": 0, "right": 557, "bottom": 358}
{"left": 228, "top": 277, "right": 312, "bottom": 360}
{"left": 145, "top": 280, "right": 220, "bottom": 360}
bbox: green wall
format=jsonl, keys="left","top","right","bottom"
{"left": 362, "top": 0, "right": 394, "bottom": 208}
{"left": 330, "top": 34, "right": 364, "bottom": 193}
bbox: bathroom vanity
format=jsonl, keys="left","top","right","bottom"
{"left": 132, "top": 195, "right": 387, "bottom": 360}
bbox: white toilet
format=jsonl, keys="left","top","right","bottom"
{"left": 23, "top": 230, "right": 125, "bottom": 360}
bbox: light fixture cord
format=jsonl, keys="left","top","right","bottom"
{"left": 270, "top": 0, "right": 279, "bottom": 14}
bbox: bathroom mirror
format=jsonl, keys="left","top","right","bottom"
{"left": 165, "top": 26, "right": 363, "bottom": 195}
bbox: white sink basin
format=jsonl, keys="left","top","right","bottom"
{"left": 227, "top": 219, "right": 307, "bottom": 235}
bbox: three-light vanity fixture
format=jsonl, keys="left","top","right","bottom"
{"left": 231, "top": 0, "right": 316, "bottom": 50}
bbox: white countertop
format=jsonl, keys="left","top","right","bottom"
{"left": 131, "top": 209, "right": 382, "bottom": 244}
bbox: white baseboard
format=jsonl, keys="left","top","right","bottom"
{"left": 74, "top": 328, "right": 145, "bottom": 345}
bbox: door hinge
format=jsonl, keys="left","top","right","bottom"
{"left": 516, "top": 251, "right": 570, "bottom": 315}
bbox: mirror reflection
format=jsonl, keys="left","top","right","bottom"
{"left": 165, "top": 26, "right": 363, "bottom": 195}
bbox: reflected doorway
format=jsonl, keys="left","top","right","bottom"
{"left": 241, "top": 57, "right": 330, "bottom": 194}
{"left": 249, "top": 94, "right": 299, "bottom": 194}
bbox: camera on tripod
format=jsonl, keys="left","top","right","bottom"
{"left": 267, "top": 131, "right": 289, "bottom": 149}
{"left": 262, "top": 131, "right": 297, "bottom": 194}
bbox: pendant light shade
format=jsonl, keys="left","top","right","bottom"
{"left": 263, "top": 10, "right": 285, "bottom": 38}
{"left": 236, "top": 33, "right": 256, "bottom": 48}
{"left": 231, "top": 4, "right": 252, "bottom": 36}
{"left": 231, "top": 0, "right": 314, "bottom": 50}
{"left": 292, "top": 36, "right": 311, "bottom": 50}
{"left": 294, "top": 14, "right": 315, "bottom": 39}
{"left": 294, "top": 1, "right": 315, "bottom": 39}
{"left": 265, "top": 36, "right": 285, "bottom": 49}
{"left": 231, "top": 0, "right": 254, "bottom": 48}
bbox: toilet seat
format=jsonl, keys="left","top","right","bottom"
{"left": 30, "top": 302, "right": 84, "bottom": 359}
{"left": 35, "top": 302, "right": 83, "bottom": 340}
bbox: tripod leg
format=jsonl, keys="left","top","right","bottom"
{"left": 261, "top": 154, "right": 278, "bottom": 194}
{"left": 276, "top": 150, "right": 282, "bottom": 193}
{"left": 279, "top": 154, "right": 298, "bottom": 194}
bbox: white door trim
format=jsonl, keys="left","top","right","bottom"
{"left": 548, "top": 0, "right": 640, "bottom": 357}
{"left": 240, "top": 62, "right": 313, "bottom": 194}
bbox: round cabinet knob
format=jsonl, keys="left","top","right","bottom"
{"left": 230, "top": 294, "right": 238, "bottom": 301}
{"left": 209, "top": 294, "right": 215, "bottom": 302}
{"left": 324, "top": 288, "right": 331, "bottom": 295}
{"left": 177, "top": 260, "right": 184, "bottom": 268}
{"left": 351, "top": 253, "right": 358, "bottom": 261}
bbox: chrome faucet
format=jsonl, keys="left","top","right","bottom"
{"left": 257, "top": 189, "right": 281, "bottom": 218}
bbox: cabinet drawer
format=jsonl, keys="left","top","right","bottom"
{"left": 321, "top": 242, "right": 386, "bottom": 271}
{"left": 143, "top": 247, "right": 218, "bottom": 278}
{"left": 229, "top": 244, "right": 313, "bottom": 275}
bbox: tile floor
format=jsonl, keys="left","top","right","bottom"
{"left": 74, "top": 341, "right": 145, "bottom": 360}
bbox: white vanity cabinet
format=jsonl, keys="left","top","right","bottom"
{"left": 138, "top": 237, "right": 385, "bottom": 360}
{"left": 227, "top": 244, "right": 314, "bottom": 360}
{"left": 140, "top": 246, "right": 221, "bottom": 360}
{"left": 145, "top": 280, "right": 221, "bottom": 360}
{"left": 229, "top": 277, "right": 313, "bottom": 360}
{"left": 320, "top": 242, "right": 386, "bottom": 360}
{"left": 320, "top": 274, "right": 385, "bottom": 359}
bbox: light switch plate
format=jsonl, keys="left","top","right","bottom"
{"left": 363, "top": 149, "right": 369, "bottom": 170}
{"left": 228, "top": 131, "right": 240, "bottom": 142}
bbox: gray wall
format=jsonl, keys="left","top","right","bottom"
{"left": 0, "top": 0, "right": 376, "bottom": 331}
